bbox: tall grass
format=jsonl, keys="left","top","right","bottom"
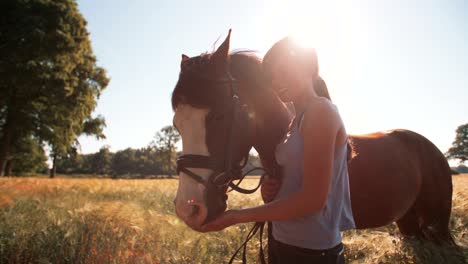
{"left": 0, "top": 176, "right": 466, "bottom": 263}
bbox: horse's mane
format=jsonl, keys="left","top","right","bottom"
{"left": 171, "top": 49, "right": 333, "bottom": 112}
{"left": 171, "top": 51, "right": 273, "bottom": 111}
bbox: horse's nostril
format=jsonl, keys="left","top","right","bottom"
{"left": 190, "top": 204, "right": 200, "bottom": 217}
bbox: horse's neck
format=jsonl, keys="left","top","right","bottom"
{"left": 250, "top": 96, "right": 290, "bottom": 178}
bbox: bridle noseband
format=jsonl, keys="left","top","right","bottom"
{"left": 176, "top": 76, "right": 265, "bottom": 195}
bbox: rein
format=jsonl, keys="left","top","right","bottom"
{"left": 176, "top": 76, "right": 263, "bottom": 195}
{"left": 176, "top": 154, "right": 265, "bottom": 195}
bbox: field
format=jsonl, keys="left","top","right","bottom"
{"left": 0, "top": 175, "right": 466, "bottom": 264}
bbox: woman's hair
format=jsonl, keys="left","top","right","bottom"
{"left": 263, "top": 36, "right": 332, "bottom": 101}
{"left": 314, "top": 76, "right": 331, "bottom": 101}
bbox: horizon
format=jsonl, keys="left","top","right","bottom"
{"left": 75, "top": 0, "right": 467, "bottom": 166}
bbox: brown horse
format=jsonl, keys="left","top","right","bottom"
{"left": 171, "top": 32, "right": 454, "bottom": 244}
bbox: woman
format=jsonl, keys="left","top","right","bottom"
{"left": 200, "top": 37, "right": 355, "bottom": 264}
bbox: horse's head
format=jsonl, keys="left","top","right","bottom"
{"left": 171, "top": 31, "right": 257, "bottom": 229}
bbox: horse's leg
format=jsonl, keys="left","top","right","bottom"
{"left": 396, "top": 207, "right": 422, "bottom": 238}
{"left": 417, "top": 186, "right": 454, "bottom": 244}
{"left": 392, "top": 130, "right": 454, "bottom": 245}
{"left": 415, "top": 150, "right": 454, "bottom": 244}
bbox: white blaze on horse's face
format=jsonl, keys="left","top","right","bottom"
{"left": 173, "top": 104, "right": 211, "bottom": 228}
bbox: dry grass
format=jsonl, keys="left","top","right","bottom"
{"left": 0, "top": 175, "right": 466, "bottom": 263}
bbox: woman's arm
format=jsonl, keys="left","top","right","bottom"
{"left": 239, "top": 100, "right": 339, "bottom": 222}
{"left": 200, "top": 100, "right": 340, "bottom": 231}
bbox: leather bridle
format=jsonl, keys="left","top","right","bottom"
{"left": 176, "top": 75, "right": 265, "bottom": 195}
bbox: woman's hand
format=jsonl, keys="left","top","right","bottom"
{"left": 198, "top": 210, "right": 241, "bottom": 232}
{"left": 261, "top": 176, "right": 281, "bottom": 203}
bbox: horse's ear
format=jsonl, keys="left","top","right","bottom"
{"left": 211, "top": 29, "right": 231, "bottom": 72}
{"left": 181, "top": 54, "right": 189, "bottom": 68}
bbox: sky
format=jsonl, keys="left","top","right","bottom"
{"left": 75, "top": 0, "right": 467, "bottom": 165}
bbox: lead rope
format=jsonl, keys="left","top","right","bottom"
{"left": 228, "top": 221, "right": 266, "bottom": 264}
{"left": 228, "top": 167, "right": 265, "bottom": 194}
{"left": 227, "top": 168, "right": 268, "bottom": 264}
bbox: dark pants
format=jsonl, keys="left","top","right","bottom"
{"left": 268, "top": 237, "right": 345, "bottom": 264}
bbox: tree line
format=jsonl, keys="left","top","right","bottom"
{"left": 56, "top": 126, "right": 181, "bottom": 178}
{"left": 54, "top": 125, "right": 263, "bottom": 178}
{"left": 4, "top": 123, "right": 264, "bottom": 178}
{"left": 56, "top": 122, "right": 467, "bottom": 177}
{"left": 1, "top": 125, "right": 182, "bottom": 177}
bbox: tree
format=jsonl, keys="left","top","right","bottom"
{"left": 151, "top": 126, "right": 180, "bottom": 175}
{"left": 111, "top": 148, "right": 137, "bottom": 176}
{"left": 446, "top": 123, "right": 468, "bottom": 164}
{"left": 88, "top": 145, "right": 112, "bottom": 175}
{"left": 455, "top": 164, "right": 468, "bottom": 174}
{"left": 8, "top": 134, "right": 48, "bottom": 176}
{"left": 51, "top": 116, "right": 106, "bottom": 177}
{"left": 80, "top": 116, "right": 107, "bottom": 140}
{"left": 55, "top": 148, "right": 82, "bottom": 174}
{"left": 0, "top": 0, "right": 109, "bottom": 176}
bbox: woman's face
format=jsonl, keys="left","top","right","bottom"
{"left": 267, "top": 60, "right": 307, "bottom": 102}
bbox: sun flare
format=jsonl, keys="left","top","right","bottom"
{"left": 259, "top": 0, "right": 361, "bottom": 133}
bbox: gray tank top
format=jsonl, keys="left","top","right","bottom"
{"left": 273, "top": 106, "right": 355, "bottom": 250}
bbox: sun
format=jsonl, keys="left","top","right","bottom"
{"left": 260, "top": 0, "right": 345, "bottom": 56}
{"left": 289, "top": 34, "right": 319, "bottom": 50}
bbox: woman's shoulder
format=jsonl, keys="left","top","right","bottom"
{"left": 299, "top": 97, "right": 342, "bottom": 134}
{"left": 305, "top": 97, "right": 339, "bottom": 121}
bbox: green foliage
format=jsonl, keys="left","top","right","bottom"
{"left": 453, "top": 164, "right": 468, "bottom": 174}
{"left": 53, "top": 116, "right": 107, "bottom": 177}
{"left": 9, "top": 135, "right": 48, "bottom": 175}
{"left": 446, "top": 123, "right": 468, "bottom": 164}
{"left": 0, "top": 0, "right": 109, "bottom": 175}
{"left": 152, "top": 126, "right": 180, "bottom": 151}
{"left": 55, "top": 125, "right": 180, "bottom": 177}
{"left": 54, "top": 149, "right": 83, "bottom": 174}
{"left": 81, "top": 116, "right": 106, "bottom": 140}
{"left": 88, "top": 146, "right": 112, "bottom": 175}
{"left": 110, "top": 148, "right": 138, "bottom": 176}
{"left": 151, "top": 125, "right": 180, "bottom": 175}
{"left": 130, "top": 147, "right": 165, "bottom": 176}
{"left": 108, "top": 147, "right": 162, "bottom": 177}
